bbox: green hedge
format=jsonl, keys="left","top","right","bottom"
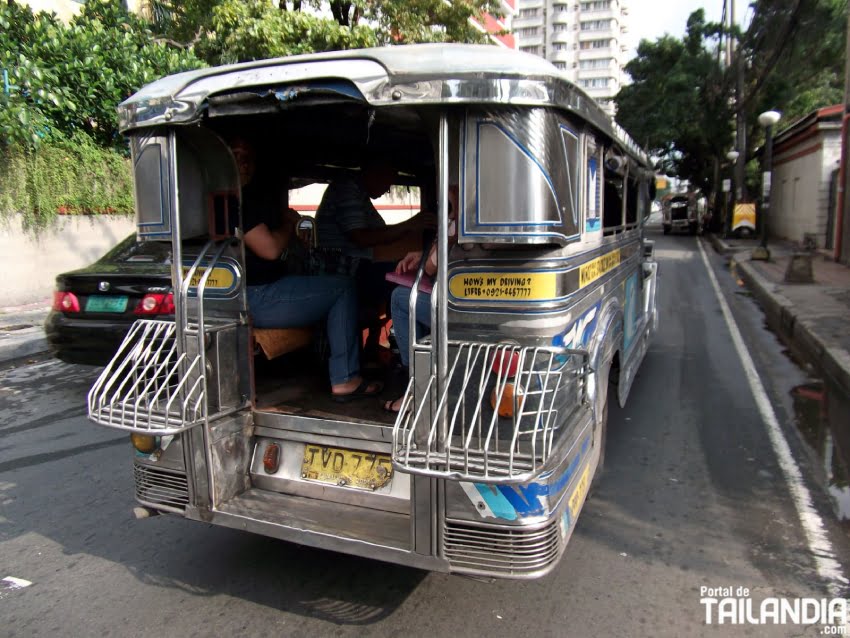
{"left": 0, "top": 133, "right": 133, "bottom": 231}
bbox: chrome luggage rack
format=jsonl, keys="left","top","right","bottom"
{"left": 87, "top": 320, "right": 205, "bottom": 435}
{"left": 391, "top": 341, "right": 589, "bottom": 483}
{"left": 88, "top": 240, "right": 243, "bottom": 435}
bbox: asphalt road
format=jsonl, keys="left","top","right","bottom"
{"left": 1, "top": 227, "right": 848, "bottom": 638}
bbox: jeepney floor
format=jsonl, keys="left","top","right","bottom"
{"left": 253, "top": 351, "right": 400, "bottom": 425}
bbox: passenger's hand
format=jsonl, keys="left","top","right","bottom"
{"left": 407, "top": 211, "right": 437, "bottom": 232}
{"left": 284, "top": 207, "right": 302, "bottom": 225}
{"left": 396, "top": 251, "right": 423, "bottom": 274}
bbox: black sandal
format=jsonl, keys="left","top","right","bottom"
{"left": 382, "top": 397, "right": 403, "bottom": 413}
{"left": 331, "top": 379, "right": 384, "bottom": 403}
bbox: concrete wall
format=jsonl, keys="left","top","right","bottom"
{"left": 0, "top": 214, "right": 135, "bottom": 308}
{"left": 770, "top": 129, "right": 841, "bottom": 247}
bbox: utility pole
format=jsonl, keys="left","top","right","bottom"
{"left": 733, "top": 0, "right": 746, "bottom": 206}
{"left": 836, "top": 4, "right": 850, "bottom": 263}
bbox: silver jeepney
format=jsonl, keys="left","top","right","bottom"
{"left": 86, "top": 44, "right": 658, "bottom": 579}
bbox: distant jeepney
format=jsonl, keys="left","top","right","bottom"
{"left": 86, "top": 44, "right": 658, "bottom": 579}
{"left": 662, "top": 191, "right": 700, "bottom": 235}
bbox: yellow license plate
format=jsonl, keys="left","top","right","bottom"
{"left": 182, "top": 266, "right": 235, "bottom": 290}
{"left": 301, "top": 445, "right": 394, "bottom": 491}
{"left": 568, "top": 463, "right": 591, "bottom": 520}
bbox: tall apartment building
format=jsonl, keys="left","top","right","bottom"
{"left": 513, "top": 0, "right": 628, "bottom": 115}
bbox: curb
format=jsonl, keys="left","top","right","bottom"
{"left": 0, "top": 327, "right": 49, "bottom": 365}
{"left": 708, "top": 233, "right": 730, "bottom": 255}
{"left": 732, "top": 255, "right": 850, "bottom": 395}
{"left": 708, "top": 233, "right": 755, "bottom": 256}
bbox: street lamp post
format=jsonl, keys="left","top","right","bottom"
{"left": 752, "top": 110, "right": 782, "bottom": 261}
{"left": 725, "top": 149, "right": 740, "bottom": 238}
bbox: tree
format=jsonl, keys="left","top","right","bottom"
{"left": 0, "top": 0, "right": 204, "bottom": 149}
{"left": 615, "top": 10, "right": 733, "bottom": 195}
{"left": 743, "top": 0, "right": 847, "bottom": 123}
{"left": 144, "top": 0, "right": 505, "bottom": 65}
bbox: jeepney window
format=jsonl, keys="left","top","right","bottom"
{"left": 603, "top": 174, "right": 623, "bottom": 233}
{"left": 585, "top": 138, "right": 602, "bottom": 233}
{"left": 637, "top": 180, "right": 649, "bottom": 223}
{"left": 462, "top": 107, "right": 581, "bottom": 243}
{"left": 475, "top": 121, "right": 562, "bottom": 226}
{"left": 134, "top": 143, "right": 166, "bottom": 230}
{"left": 625, "top": 174, "right": 638, "bottom": 226}
{"left": 560, "top": 125, "right": 580, "bottom": 228}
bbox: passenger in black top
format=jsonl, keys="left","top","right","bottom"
{"left": 231, "top": 137, "right": 381, "bottom": 401}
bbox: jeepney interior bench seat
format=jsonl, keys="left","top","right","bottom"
{"left": 252, "top": 326, "right": 315, "bottom": 360}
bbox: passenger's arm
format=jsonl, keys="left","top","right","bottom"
{"left": 346, "top": 210, "right": 437, "bottom": 249}
{"left": 244, "top": 214, "right": 297, "bottom": 261}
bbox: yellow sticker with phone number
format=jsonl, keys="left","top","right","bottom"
{"left": 448, "top": 272, "right": 558, "bottom": 301}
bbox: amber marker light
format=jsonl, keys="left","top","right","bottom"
{"left": 490, "top": 383, "right": 526, "bottom": 418}
{"left": 130, "top": 433, "right": 157, "bottom": 454}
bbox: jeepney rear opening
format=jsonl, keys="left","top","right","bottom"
{"left": 86, "top": 45, "right": 658, "bottom": 579}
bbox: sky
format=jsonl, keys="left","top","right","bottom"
{"left": 625, "top": 0, "right": 752, "bottom": 60}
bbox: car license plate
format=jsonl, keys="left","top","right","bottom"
{"left": 85, "top": 295, "right": 128, "bottom": 313}
{"left": 301, "top": 444, "right": 393, "bottom": 491}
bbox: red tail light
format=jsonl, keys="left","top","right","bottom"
{"left": 134, "top": 292, "right": 174, "bottom": 315}
{"left": 491, "top": 349, "right": 520, "bottom": 377}
{"left": 53, "top": 291, "right": 80, "bottom": 313}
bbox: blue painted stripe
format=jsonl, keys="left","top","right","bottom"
{"left": 474, "top": 484, "right": 519, "bottom": 520}
{"left": 474, "top": 435, "right": 592, "bottom": 518}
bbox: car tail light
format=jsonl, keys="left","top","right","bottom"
{"left": 53, "top": 291, "right": 80, "bottom": 313}
{"left": 134, "top": 292, "right": 174, "bottom": 315}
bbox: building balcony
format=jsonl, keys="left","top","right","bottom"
{"left": 550, "top": 11, "right": 571, "bottom": 25}
{"left": 512, "top": 15, "right": 544, "bottom": 28}
{"left": 518, "top": 33, "right": 545, "bottom": 47}
{"left": 577, "top": 65, "right": 615, "bottom": 79}
{"left": 578, "top": 28, "right": 616, "bottom": 41}
{"left": 550, "top": 31, "right": 575, "bottom": 45}
{"left": 549, "top": 49, "right": 573, "bottom": 64}
{"left": 579, "top": 7, "right": 616, "bottom": 20}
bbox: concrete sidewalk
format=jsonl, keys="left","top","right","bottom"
{"left": 0, "top": 300, "right": 50, "bottom": 365}
{"left": 710, "top": 234, "right": 850, "bottom": 395}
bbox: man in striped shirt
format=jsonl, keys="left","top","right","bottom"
{"left": 315, "top": 162, "right": 434, "bottom": 260}
{"left": 316, "top": 161, "right": 436, "bottom": 362}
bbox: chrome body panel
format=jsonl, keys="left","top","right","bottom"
{"left": 91, "top": 46, "right": 659, "bottom": 579}
{"left": 117, "top": 44, "right": 647, "bottom": 164}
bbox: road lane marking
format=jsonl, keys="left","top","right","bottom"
{"left": 697, "top": 238, "right": 848, "bottom": 593}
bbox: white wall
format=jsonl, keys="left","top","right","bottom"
{"left": 770, "top": 128, "right": 841, "bottom": 247}
{"left": 0, "top": 214, "right": 135, "bottom": 307}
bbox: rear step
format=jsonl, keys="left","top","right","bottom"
{"left": 201, "top": 488, "right": 447, "bottom": 571}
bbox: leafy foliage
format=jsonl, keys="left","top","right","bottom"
{"left": 0, "top": 131, "right": 134, "bottom": 231}
{"left": 0, "top": 0, "right": 204, "bottom": 149}
{"left": 615, "top": 11, "right": 732, "bottom": 194}
{"left": 145, "top": 0, "right": 503, "bottom": 65}
{"left": 194, "top": 0, "right": 378, "bottom": 64}
{"left": 744, "top": 0, "right": 847, "bottom": 124}
{"left": 615, "top": 0, "right": 847, "bottom": 199}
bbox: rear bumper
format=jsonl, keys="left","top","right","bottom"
{"left": 44, "top": 312, "right": 133, "bottom": 366}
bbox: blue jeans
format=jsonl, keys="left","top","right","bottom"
{"left": 391, "top": 286, "right": 432, "bottom": 368}
{"left": 247, "top": 275, "right": 359, "bottom": 386}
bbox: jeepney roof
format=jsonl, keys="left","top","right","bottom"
{"left": 118, "top": 43, "right": 649, "bottom": 165}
